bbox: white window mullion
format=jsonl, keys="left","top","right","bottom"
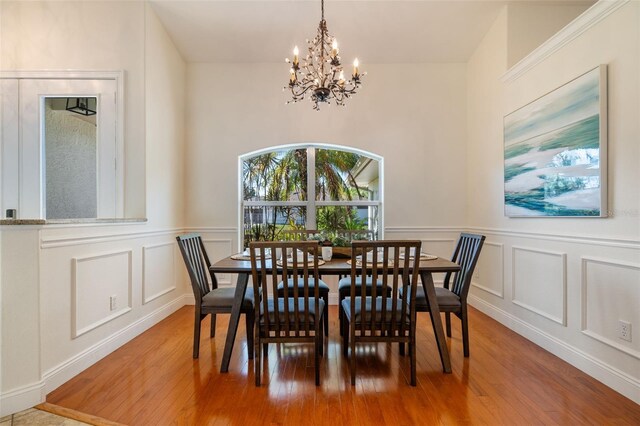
{"left": 306, "top": 147, "right": 316, "bottom": 230}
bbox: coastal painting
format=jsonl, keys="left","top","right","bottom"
{"left": 504, "top": 65, "right": 607, "bottom": 217}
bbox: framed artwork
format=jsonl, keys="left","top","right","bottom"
{"left": 504, "top": 65, "right": 607, "bottom": 217}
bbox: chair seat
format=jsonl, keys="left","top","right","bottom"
{"left": 341, "top": 296, "right": 409, "bottom": 324}
{"left": 277, "top": 278, "right": 330, "bottom": 294}
{"left": 338, "top": 277, "right": 388, "bottom": 298}
{"left": 202, "top": 286, "right": 254, "bottom": 310}
{"left": 400, "top": 286, "right": 461, "bottom": 310}
{"left": 260, "top": 297, "right": 325, "bottom": 326}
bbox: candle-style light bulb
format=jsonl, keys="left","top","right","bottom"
{"left": 353, "top": 58, "right": 359, "bottom": 77}
{"left": 293, "top": 46, "right": 299, "bottom": 66}
{"left": 331, "top": 40, "right": 338, "bottom": 58}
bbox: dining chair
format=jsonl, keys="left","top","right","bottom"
{"left": 341, "top": 240, "right": 422, "bottom": 386}
{"left": 404, "top": 233, "right": 485, "bottom": 357}
{"left": 176, "top": 234, "right": 255, "bottom": 359}
{"left": 337, "top": 230, "right": 382, "bottom": 336}
{"left": 249, "top": 241, "right": 325, "bottom": 386}
{"left": 279, "top": 230, "right": 330, "bottom": 336}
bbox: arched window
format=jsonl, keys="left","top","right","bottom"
{"left": 239, "top": 144, "right": 383, "bottom": 248}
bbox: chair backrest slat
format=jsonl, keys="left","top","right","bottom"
{"left": 350, "top": 240, "right": 421, "bottom": 337}
{"left": 249, "top": 241, "right": 321, "bottom": 339}
{"left": 447, "top": 233, "right": 485, "bottom": 299}
{"left": 176, "top": 234, "right": 214, "bottom": 304}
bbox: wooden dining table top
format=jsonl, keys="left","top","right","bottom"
{"left": 210, "top": 255, "right": 460, "bottom": 274}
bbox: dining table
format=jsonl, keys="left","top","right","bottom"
{"left": 210, "top": 255, "right": 460, "bottom": 374}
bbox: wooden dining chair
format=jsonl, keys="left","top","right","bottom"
{"left": 405, "top": 233, "right": 485, "bottom": 357}
{"left": 249, "top": 241, "right": 325, "bottom": 386}
{"left": 176, "top": 234, "right": 255, "bottom": 359}
{"left": 279, "top": 230, "right": 330, "bottom": 336}
{"left": 341, "top": 240, "right": 421, "bottom": 386}
{"left": 337, "top": 230, "right": 381, "bottom": 336}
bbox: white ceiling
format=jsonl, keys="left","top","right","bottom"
{"left": 149, "top": 0, "right": 508, "bottom": 64}
{"left": 149, "top": 0, "right": 586, "bottom": 64}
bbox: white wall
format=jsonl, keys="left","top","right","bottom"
{"left": 0, "top": 0, "right": 145, "bottom": 218}
{"left": 145, "top": 2, "right": 186, "bottom": 229}
{"left": 506, "top": 1, "right": 595, "bottom": 67}
{"left": 185, "top": 62, "right": 468, "bottom": 229}
{"left": 0, "top": 2, "right": 189, "bottom": 415}
{"left": 467, "top": 1, "right": 639, "bottom": 403}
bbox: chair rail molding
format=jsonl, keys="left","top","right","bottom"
{"left": 502, "top": 0, "right": 630, "bottom": 82}
{"left": 466, "top": 226, "right": 640, "bottom": 249}
{"left": 40, "top": 227, "right": 182, "bottom": 249}
{"left": 385, "top": 226, "right": 465, "bottom": 233}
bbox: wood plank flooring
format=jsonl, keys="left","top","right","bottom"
{"left": 47, "top": 306, "right": 640, "bottom": 425}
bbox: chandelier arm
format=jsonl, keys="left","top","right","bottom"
{"left": 290, "top": 83, "right": 316, "bottom": 98}
{"left": 330, "top": 86, "right": 345, "bottom": 104}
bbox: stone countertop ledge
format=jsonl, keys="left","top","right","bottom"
{"left": 0, "top": 218, "right": 147, "bottom": 225}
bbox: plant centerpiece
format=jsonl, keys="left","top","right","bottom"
{"left": 325, "top": 233, "right": 351, "bottom": 258}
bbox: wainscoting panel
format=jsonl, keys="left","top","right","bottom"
{"left": 512, "top": 246, "right": 567, "bottom": 325}
{"left": 72, "top": 250, "right": 132, "bottom": 338}
{"left": 142, "top": 242, "right": 176, "bottom": 304}
{"left": 203, "top": 238, "right": 233, "bottom": 286}
{"left": 472, "top": 241, "right": 504, "bottom": 298}
{"left": 581, "top": 257, "right": 640, "bottom": 359}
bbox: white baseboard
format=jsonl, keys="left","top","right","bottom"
{"left": 42, "top": 294, "right": 192, "bottom": 395}
{"left": 0, "top": 380, "right": 46, "bottom": 417}
{"left": 468, "top": 294, "right": 640, "bottom": 404}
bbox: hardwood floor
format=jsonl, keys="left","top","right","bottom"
{"left": 48, "top": 306, "right": 640, "bottom": 425}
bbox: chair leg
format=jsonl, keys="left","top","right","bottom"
{"left": 445, "top": 312, "right": 452, "bottom": 337}
{"left": 323, "top": 293, "right": 329, "bottom": 337}
{"left": 246, "top": 310, "right": 255, "bottom": 359}
{"left": 410, "top": 336, "right": 416, "bottom": 386}
{"left": 193, "top": 311, "right": 203, "bottom": 359}
{"left": 263, "top": 343, "right": 269, "bottom": 358}
{"left": 210, "top": 314, "right": 217, "bottom": 337}
{"left": 338, "top": 294, "right": 344, "bottom": 336}
{"left": 342, "top": 319, "right": 349, "bottom": 357}
{"left": 461, "top": 306, "right": 470, "bottom": 357}
{"left": 350, "top": 329, "right": 356, "bottom": 386}
{"left": 255, "top": 334, "right": 262, "bottom": 386}
{"left": 319, "top": 318, "right": 324, "bottom": 357}
{"left": 315, "top": 332, "right": 321, "bottom": 386}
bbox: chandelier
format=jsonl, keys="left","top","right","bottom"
{"left": 285, "top": 0, "right": 365, "bottom": 110}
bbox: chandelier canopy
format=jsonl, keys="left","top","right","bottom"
{"left": 285, "top": 0, "right": 365, "bottom": 110}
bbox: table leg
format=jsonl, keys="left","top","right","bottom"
{"left": 220, "top": 273, "right": 249, "bottom": 373}
{"left": 420, "top": 271, "right": 452, "bottom": 373}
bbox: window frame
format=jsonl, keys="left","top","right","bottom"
{"left": 238, "top": 143, "right": 384, "bottom": 247}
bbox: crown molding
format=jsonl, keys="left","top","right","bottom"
{"left": 502, "top": 0, "right": 629, "bottom": 83}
